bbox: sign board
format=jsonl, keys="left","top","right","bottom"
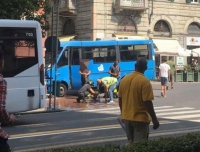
{"left": 186, "top": 37, "right": 200, "bottom": 46}
{"left": 176, "top": 56, "right": 184, "bottom": 67}
{"left": 45, "top": 36, "right": 60, "bottom": 53}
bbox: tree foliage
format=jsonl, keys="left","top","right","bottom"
{"left": 0, "top": 0, "right": 51, "bottom": 31}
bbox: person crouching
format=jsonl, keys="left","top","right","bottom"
{"left": 76, "top": 81, "right": 98, "bottom": 103}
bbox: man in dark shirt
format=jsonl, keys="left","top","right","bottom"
{"left": 108, "top": 59, "right": 120, "bottom": 78}
{"left": 76, "top": 81, "right": 97, "bottom": 103}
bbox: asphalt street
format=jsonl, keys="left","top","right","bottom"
{"left": 3, "top": 82, "right": 200, "bottom": 152}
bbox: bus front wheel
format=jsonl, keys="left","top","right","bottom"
{"left": 60, "top": 83, "right": 67, "bottom": 97}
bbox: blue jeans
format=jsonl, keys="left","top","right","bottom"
{"left": 109, "top": 82, "right": 118, "bottom": 101}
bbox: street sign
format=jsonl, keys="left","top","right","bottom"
{"left": 45, "top": 36, "right": 60, "bottom": 53}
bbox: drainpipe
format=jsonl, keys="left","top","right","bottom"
{"left": 149, "top": 0, "right": 153, "bottom": 25}
{"left": 104, "top": 0, "right": 107, "bottom": 38}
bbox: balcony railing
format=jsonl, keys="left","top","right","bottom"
{"left": 59, "top": 0, "right": 76, "bottom": 9}
{"left": 113, "top": 0, "right": 148, "bottom": 13}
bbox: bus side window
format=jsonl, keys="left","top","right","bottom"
{"left": 119, "top": 45, "right": 149, "bottom": 61}
{"left": 72, "top": 49, "right": 80, "bottom": 65}
{"left": 57, "top": 50, "right": 68, "bottom": 67}
{"left": 82, "top": 46, "right": 116, "bottom": 63}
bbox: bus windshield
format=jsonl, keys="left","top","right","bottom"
{"left": 0, "top": 27, "right": 38, "bottom": 77}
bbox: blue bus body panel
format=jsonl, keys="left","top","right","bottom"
{"left": 60, "top": 41, "right": 82, "bottom": 48}
{"left": 86, "top": 60, "right": 114, "bottom": 87}
{"left": 81, "top": 40, "right": 118, "bottom": 46}
{"left": 117, "top": 39, "right": 152, "bottom": 45}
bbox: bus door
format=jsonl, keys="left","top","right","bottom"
{"left": 56, "top": 47, "right": 70, "bottom": 91}
{"left": 69, "top": 47, "right": 81, "bottom": 89}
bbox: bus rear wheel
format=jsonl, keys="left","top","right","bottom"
{"left": 60, "top": 83, "right": 67, "bottom": 97}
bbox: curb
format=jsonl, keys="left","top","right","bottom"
{"left": 14, "top": 108, "right": 67, "bottom": 115}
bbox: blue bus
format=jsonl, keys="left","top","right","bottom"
{"left": 45, "top": 39, "right": 156, "bottom": 97}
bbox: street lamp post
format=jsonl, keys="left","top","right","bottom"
{"left": 50, "top": 0, "right": 60, "bottom": 110}
{"left": 54, "top": 0, "right": 60, "bottom": 110}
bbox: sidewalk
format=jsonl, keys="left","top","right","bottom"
{"left": 22, "top": 96, "right": 118, "bottom": 114}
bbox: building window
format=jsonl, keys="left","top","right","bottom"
{"left": 154, "top": 20, "right": 171, "bottom": 37}
{"left": 190, "top": 0, "right": 199, "bottom": 3}
{"left": 187, "top": 22, "right": 200, "bottom": 50}
{"left": 187, "top": 22, "right": 200, "bottom": 35}
{"left": 63, "top": 19, "right": 75, "bottom": 35}
{"left": 117, "top": 17, "right": 137, "bottom": 33}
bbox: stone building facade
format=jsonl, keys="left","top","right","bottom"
{"left": 48, "top": 0, "right": 200, "bottom": 63}
{"left": 49, "top": 0, "right": 200, "bottom": 46}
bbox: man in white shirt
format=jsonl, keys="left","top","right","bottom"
{"left": 159, "top": 58, "right": 170, "bottom": 97}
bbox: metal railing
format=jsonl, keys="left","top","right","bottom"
{"left": 59, "top": 0, "right": 77, "bottom": 8}
{"left": 114, "top": 0, "right": 145, "bottom": 8}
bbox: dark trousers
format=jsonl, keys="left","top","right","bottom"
{"left": 77, "top": 91, "right": 89, "bottom": 102}
{"left": 77, "top": 92, "right": 85, "bottom": 102}
{"left": 81, "top": 76, "right": 89, "bottom": 86}
{"left": 0, "top": 137, "right": 10, "bottom": 152}
{"left": 123, "top": 120, "right": 149, "bottom": 144}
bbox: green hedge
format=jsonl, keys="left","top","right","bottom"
{"left": 39, "top": 133, "right": 200, "bottom": 152}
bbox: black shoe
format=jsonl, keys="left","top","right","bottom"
{"left": 93, "top": 94, "right": 98, "bottom": 100}
{"left": 161, "top": 92, "right": 164, "bottom": 97}
{"left": 76, "top": 99, "right": 80, "bottom": 103}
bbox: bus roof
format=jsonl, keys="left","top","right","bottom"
{"left": 60, "top": 39, "right": 153, "bottom": 47}
{"left": 0, "top": 19, "right": 40, "bottom": 28}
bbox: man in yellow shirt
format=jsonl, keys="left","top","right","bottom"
{"left": 97, "top": 77, "right": 118, "bottom": 104}
{"left": 118, "top": 57, "right": 159, "bottom": 144}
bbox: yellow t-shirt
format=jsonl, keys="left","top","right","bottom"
{"left": 118, "top": 71, "right": 154, "bottom": 123}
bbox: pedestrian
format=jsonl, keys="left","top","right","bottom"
{"left": 191, "top": 59, "right": 198, "bottom": 72}
{"left": 118, "top": 57, "right": 159, "bottom": 144}
{"left": 159, "top": 58, "right": 170, "bottom": 97}
{"left": 97, "top": 77, "right": 118, "bottom": 104}
{"left": 79, "top": 67, "right": 90, "bottom": 86}
{"left": 166, "top": 57, "right": 176, "bottom": 90}
{"left": 108, "top": 59, "right": 120, "bottom": 79}
{"left": 0, "top": 49, "right": 16, "bottom": 152}
{"left": 76, "top": 81, "right": 98, "bottom": 103}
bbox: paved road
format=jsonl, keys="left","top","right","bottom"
{"left": 4, "top": 82, "right": 200, "bottom": 152}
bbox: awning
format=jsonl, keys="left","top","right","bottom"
{"left": 153, "top": 39, "right": 190, "bottom": 56}
{"left": 114, "top": 34, "right": 147, "bottom": 40}
{"left": 191, "top": 48, "right": 200, "bottom": 57}
{"left": 58, "top": 35, "right": 76, "bottom": 41}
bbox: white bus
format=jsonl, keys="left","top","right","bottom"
{"left": 0, "top": 20, "right": 46, "bottom": 113}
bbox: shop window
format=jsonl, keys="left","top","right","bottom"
{"left": 119, "top": 45, "right": 150, "bottom": 62}
{"left": 82, "top": 46, "right": 116, "bottom": 63}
